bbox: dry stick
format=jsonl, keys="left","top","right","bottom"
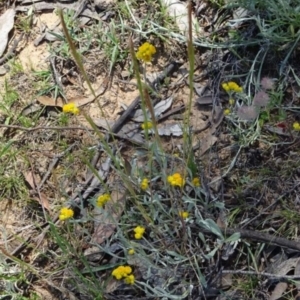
{"left": 222, "top": 269, "right": 300, "bottom": 280}
{"left": 197, "top": 226, "right": 300, "bottom": 252}
{"left": 37, "top": 143, "right": 77, "bottom": 190}
{"left": 93, "top": 61, "right": 182, "bottom": 162}
{"left": 0, "top": 124, "right": 93, "bottom": 131}
{"left": 49, "top": 56, "right": 64, "bottom": 94}
{"left": 0, "top": 33, "right": 24, "bottom": 65}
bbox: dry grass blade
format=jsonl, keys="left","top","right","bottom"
{"left": 58, "top": 9, "right": 95, "bottom": 97}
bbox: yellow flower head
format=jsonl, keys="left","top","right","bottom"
{"left": 167, "top": 173, "right": 185, "bottom": 188}
{"left": 224, "top": 108, "right": 231, "bottom": 116}
{"left": 222, "top": 81, "right": 242, "bottom": 93}
{"left": 133, "top": 226, "right": 145, "bottom": 239}
{"left": 96, "top": 193, "right": 111, "bottom": 207}
{"left": 128, "top": 248, "right": 135, "bottom": 255}
{"left": 59, "top": 207, "right": 74, "bottom": 221}
{"left": 141, "top": 121, "right": 153, "bottom": 130}
{"left": 222, "top": 82, "right": 230, "bottom": 92}
{"left": 124, "top": 274, "right": 135, "bottom": 284}
{"left": 179, "top": 211, "right": 189, "bottom": 219}
{"left": 62, "top": 103, "right": 80, "bottom": 115}
{"left": 136, "top": 42, "right": 156, "bottom": 63}
{"left": 229, "top": 98, "right": 235, "bottom": 106}
{"left": 192, "top": 178, "right": 200, "bottom": 187}
{"left": 140, "top": 178, "right": 149, "bottom": 190}
{"left": 112, "top": 265, "right": 132, "bottom": 280}
{"left": 293, "top": 122, "right": 300, "bottom": 131}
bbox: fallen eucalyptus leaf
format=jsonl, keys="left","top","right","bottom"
{"left": 269, "top": 282, "right": 288, "bottom": 300}
{"left": 90, "top": 182, "right": 128, "bottom": 245}
{"left": 153, "top": 96, "right": 173, "bottom": 117}
{"left": 21, "top": 102, "right": 42, "bottom": 116}
{"left": 196, "top": 95, "right": 215, "bottom": 105}
{"left": 196, "top": 95, "right": 226, "bottom": 105}
{"left": 132, "top": 96, "right": 173, "bottom": 122}
{"left": 295, "top": 259, "right": 300, "bottom": 290}
{"left": 0, "top": 8, "right": 15, "bottom": 57}
{"left": 36, "top": 95, "right": 64, "bottom": 107}
{"left": 148, "top": 123, "right": 183, "bottom": 136}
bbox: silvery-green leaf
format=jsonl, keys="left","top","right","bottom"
{"left": 225, "top": 232, "right": 241, "bottom": 243}
{"left": 203, "top": 247, "right": 219, "bottom": 259}
{"left": 198, "top": 219, "right": 224, "bottom": 239}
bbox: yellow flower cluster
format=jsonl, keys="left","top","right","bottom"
{"left": 96, "top": 193, "right": 111, "bottom": 207}
{"left": 224, "top": 108, "right": 231, "bottom": 116}
{"left": 59, "top": 207, "right": 74, "bottom": 221}
{"left": 134, "top": 226, "right": 145, "bottom": 239}
{"left": 179, "top": 211, "right": 189, "bottom": 219}
{"left": 141, "top": 121, "right": 153, "bottom": 130}
{"left": 192, "top": 178, "right": 200, "bottom": 187}
{"left": 136, "top": 42, "right": 156, "bottom": 63}
{"left": 229, "top": 98, "right": 235, "bottom": 106}
{"left": 167, "top": 173, "right": 185, "bottom": 188}
{"left": 112, "top": 265, "right": 135, "bottom": 284}
{"left": 62, "top": 103, "right": 80, "bottom": 115}
{"left": 293, "top": 122, "right": 300, "bottom": 131}
{"left": 128, "top": 248, "right": 135, "bottom": 255}
{"left": 124, "top": 274, "right": 135, "bottom": 284}
{"left": 140, "top": 178, "right": 149, "bottom": 190}
{"left": 222, "top": 81, "right": 243, "bottom": 93}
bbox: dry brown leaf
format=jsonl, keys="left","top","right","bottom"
{"left": 23, "top": 170, "right": 38, "bottom": 189}
{"left": 36, "top": 95, "right": 64, "bottom": 107}
{"left": 199, "top": 134, "right": 218, "bottom": 156}
{"left": 23, "top": 171, "right": 50, "bottom": 211}
{"left": 268, "top": 257, "right": 300, "bottom": 299}
{"left": 0, "top": 8, "right": 15, "bottom": 57}
{"left": 32, "top": 285, "right": 55, "bottom": 300}
{"left": 221, "top": 273, "right": 233, "bottom": 289}
{"left": 68, "top": 78, "right": 109, "bottom": 107}
{"left": 34, "top": 192, "right": 51, "bottom": 212}
{"left": 295, "top": 259, "right": 300, "bottom": 290}
{"left": 90, "top": 187, "right": 126, "bottom": 245}
{"left": 104, "top": 276, "right": 121, "bottom": 294}
{"left": 36, "top": 80, "right": 109, "bottom": 108}
{"left": 274, "top": 258, "right": 299, "bottom": 275}
{"left": 270, "top": 282, "right": 288, "bottom": 300}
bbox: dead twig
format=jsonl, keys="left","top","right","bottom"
{"left": 0, "top": 124, "right": 93, "bottom": 131}
{"left": 222, "top": 269, "right": 300, "bottom": 280}
{"left": 37, "top": 143, "right": 77, "bottom": 190}
{"left": 0, "top": 33, "right": 24, "bottom": 65}
{"left": 196, "top": 225, "right": 300, "bottom": 252}
{"left": 49, "top": 56, "right": 65, "bottom": 96}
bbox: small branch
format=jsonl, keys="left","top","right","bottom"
{"left": 0, "top": 124, "right": 92, "bottom": 132}
{"left": 222, "top": 269, "right": 300, "bottom": 280}
{"left": 225, "top": 227, "right": 300, "bottom": 252}
{"left": 0, "top": 33, "right": 24, "bottom": 65}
